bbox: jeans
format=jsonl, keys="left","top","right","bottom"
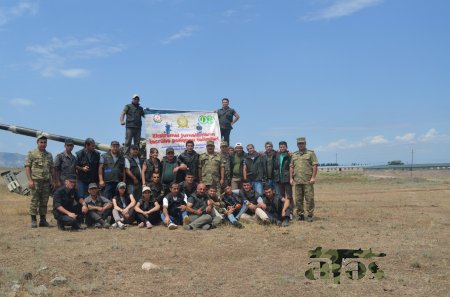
{"left": 251, "top": 181, "right": 263, "bottom": 195}
{"left": 127, "top": 184, "right": 142, "bottom": 201}
{"left": 103, "top": 182, "right": 118, "bottom": 200}
{"left": 220, "top": 128, "right": 231, "bottom": 146}
{"left": 124, "top": 127, "right": 141, "bottom": 153}
{"left": 161, "top": 211, "right": 188, "bottom": 226}
{"left": 77, "top": 180, "right": 89, "bottom": 198}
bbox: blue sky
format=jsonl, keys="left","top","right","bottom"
{"left": 0, "top": 0, "right": 449, "bottom": 165}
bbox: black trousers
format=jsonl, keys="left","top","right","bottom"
{"left": 220, "top": 128, "right": 231, "bottom": 146}
{"left": 86, "top": 208, "right": 112, "bottom": 226}
{"left": 136, "top": 212, "right": 161, "bottom": 225}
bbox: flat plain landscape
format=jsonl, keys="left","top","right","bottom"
{"left": 1, "top": 170, "right": 449, "bottom": 297}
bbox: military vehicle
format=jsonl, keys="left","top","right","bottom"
{"left": 0, "top": 123, "right": 146, "bottom": 195}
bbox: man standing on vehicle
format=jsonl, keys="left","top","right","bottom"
{"left": 217, "top": 98, "right": 240, "bottom": 146}
{"left": 120, "top": 94, "right": 145, "bottom": 153}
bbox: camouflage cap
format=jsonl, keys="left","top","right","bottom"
{"left": 220, "top": 140, "right": 228, "bottom": 147}
{"left": 206, "top": 140, "right": 215, "bottom": 146}
{"left": 297, "top": 137, "right": 306, "bottom": 143}
{"left": 36, "top": 133, "right": 47, "bottom": 140}
{"left": 117, "top": 182, "right": 127, "bottom": 189}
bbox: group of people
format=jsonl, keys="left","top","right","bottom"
{"left": 24, "top": 95, "right": 318, "bottom": 231}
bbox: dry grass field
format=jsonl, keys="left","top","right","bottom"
{"left": 1, "top": 170, "right": 449, "bottom": 297}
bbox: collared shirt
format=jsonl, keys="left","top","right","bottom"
{"left": 25, "top": 149, "right": 53, "bottom": 180}
{"left": 54, "top": 151, "right": 77, "bottom": 182}
{"left": 84, "top": 195, "right": 111, "bottom": 207}
{"left": 199, "top": 152, "right": 223, "bottom": 185}
{"left": 290, "top": 150, "right": 319, "bottom": 184}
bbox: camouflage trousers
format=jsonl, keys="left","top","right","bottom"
{"left": 29, "top": 179, "right": 51, "bottom": 216}
{"left": 294, "top": 183, "right": 315, "bottom": 217}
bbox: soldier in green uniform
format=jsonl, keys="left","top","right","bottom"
{"left": 198, "top": 140, "right": 224, "bottom": 190}
{"left": 220, "top": 140, "right": 232, "bottom": 187}
{"left": 290, "top": 137, "right": 318, "bottom": 222}
{"left": 25, "top": 133, "right": 54, "bottom": 228}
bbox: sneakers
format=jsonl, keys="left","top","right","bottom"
{"left": 168, "top": 223, "right": 178, "bottom": 230}
{"left": 117, "top": 221, "right": 126, "bottom": 229}
{"left": 201, "top": 224, "right": 211, "bottom": 230}
{"left": 297, "top": 214, "right": 305, "bottom": 221}
{"left": 183, "top": 216, "right": 190, "bottom": 226}
{"left": 146, "top": 221, "right": 153, "bottom": 229}
{"left": 262, "top": 219, "right": 271, "bottom": 225}
{"left": 307, "top": 216, "right": 313, "bottom": 223}
{"left": 138, "top": 222, "right": 145, "bottom": 228}
{"left": 183, "top": 224, "right": 193, "bottom": 230}
{"left": 232, "top": 221, "right": 244, "bottom": 229}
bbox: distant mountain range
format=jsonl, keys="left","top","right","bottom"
{"left": 0, "top": 152, "right": 26, "bottom": 168}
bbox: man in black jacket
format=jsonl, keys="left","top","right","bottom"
{"left": 273, "top": 141, "right": 293, "bottom": 214}
{"left": 177, "top": 140, "right": 199, "bottom": 181}
{"left": 76, "top": 138, "right": 100, "bottom": 199}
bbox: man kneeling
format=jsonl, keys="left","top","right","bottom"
{"left": 53, "top": 175, "right": 86, "bottom": 231}
{"left": 184, "top": 183, "right": 214, "bottom": 230}
{"left": 260, "top": 186, "right": 290, "bottom": 227}
{"left": 84, "top": 183, "right": 112, "bottom": 228}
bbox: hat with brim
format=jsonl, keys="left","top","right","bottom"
{"left": 117, "top": 182, "right": 127, "bottom": 189}
{"left": 88, "top": 183, "right": 98, "bottom": 189}
{"left": 142, "top": 186, "right": 151, "bottom": 193}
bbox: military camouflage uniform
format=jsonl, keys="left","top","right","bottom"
{"left": 199, "top": 152, "right": 223, "bottom": 188}
{"left": 25, "top": 149, "right": 53, "bottom": 216}
{"left": 290, "top": 149, "right": 318, "bottom": 217}
{"left": 221, "top": 153, "right": 232, "bottom": 186}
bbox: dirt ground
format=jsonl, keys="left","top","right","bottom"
{"left": 0, "top": 171, "right": 449, "bottom": 297}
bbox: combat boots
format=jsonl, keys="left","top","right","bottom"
{"left": 39, "top": 215, "right": 51, "bottom": 227}
{"left": 31, "top": 215, "right": 38, "bottom": 228}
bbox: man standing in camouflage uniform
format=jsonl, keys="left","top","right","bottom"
{"left": 25, "top": 134, "right": 54, "bottom": 228}
{"left": 220, "top": 140, "right": 232, "bottom": 187}
{"left": 290, "top": 137, "right": 318, "bottom": 222}
{"left": 198, "top": 140, "right": 224, "bottom": 190}
{"left": 120, "top": 94, "right": 145, "bottom": 153}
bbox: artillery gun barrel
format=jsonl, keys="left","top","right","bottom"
{"left": 0, "top": 123, "right": 110, "bottom": 152}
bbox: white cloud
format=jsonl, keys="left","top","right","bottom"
{"left": 366, "top": 135, "right": 388, "bottom": 144}
{"left": 9, "top": 98, "right": 33, "bottom": 107}
{"left": 162, "top": 26, "right": 197, "bottom": 45}
{"left": 418, "top": 128, "right": 438, "bottom": 143}
{"left": 60, "top": 68, "right": 89, "bottom": 78}
{"left": 315, "top": 134, "right": 388, "bottom": 152}
{"left": 303, "top": 0, "right": 383, "bottom": 21}
{"left": 395, "top": 133, "right": 416, "bottom": 143}
{"left": 0, "top": 0, "right": 38, "bottom": 27}
{"left": 27, "top": 36, "right": 125, "bottom": 78}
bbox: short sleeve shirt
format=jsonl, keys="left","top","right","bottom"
{"left": 84, "top": 195, "right": 111, "bottom": 207}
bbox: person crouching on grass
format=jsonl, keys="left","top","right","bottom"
{"left": 134, "top": 186, "right": 161, "bottom": 229}
{"left": 112, "top": 182, "right": 136, "bottom": 229}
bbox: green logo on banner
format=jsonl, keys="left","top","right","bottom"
{"left": 198, "top": 115, "right": 215, "bottom": 124}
